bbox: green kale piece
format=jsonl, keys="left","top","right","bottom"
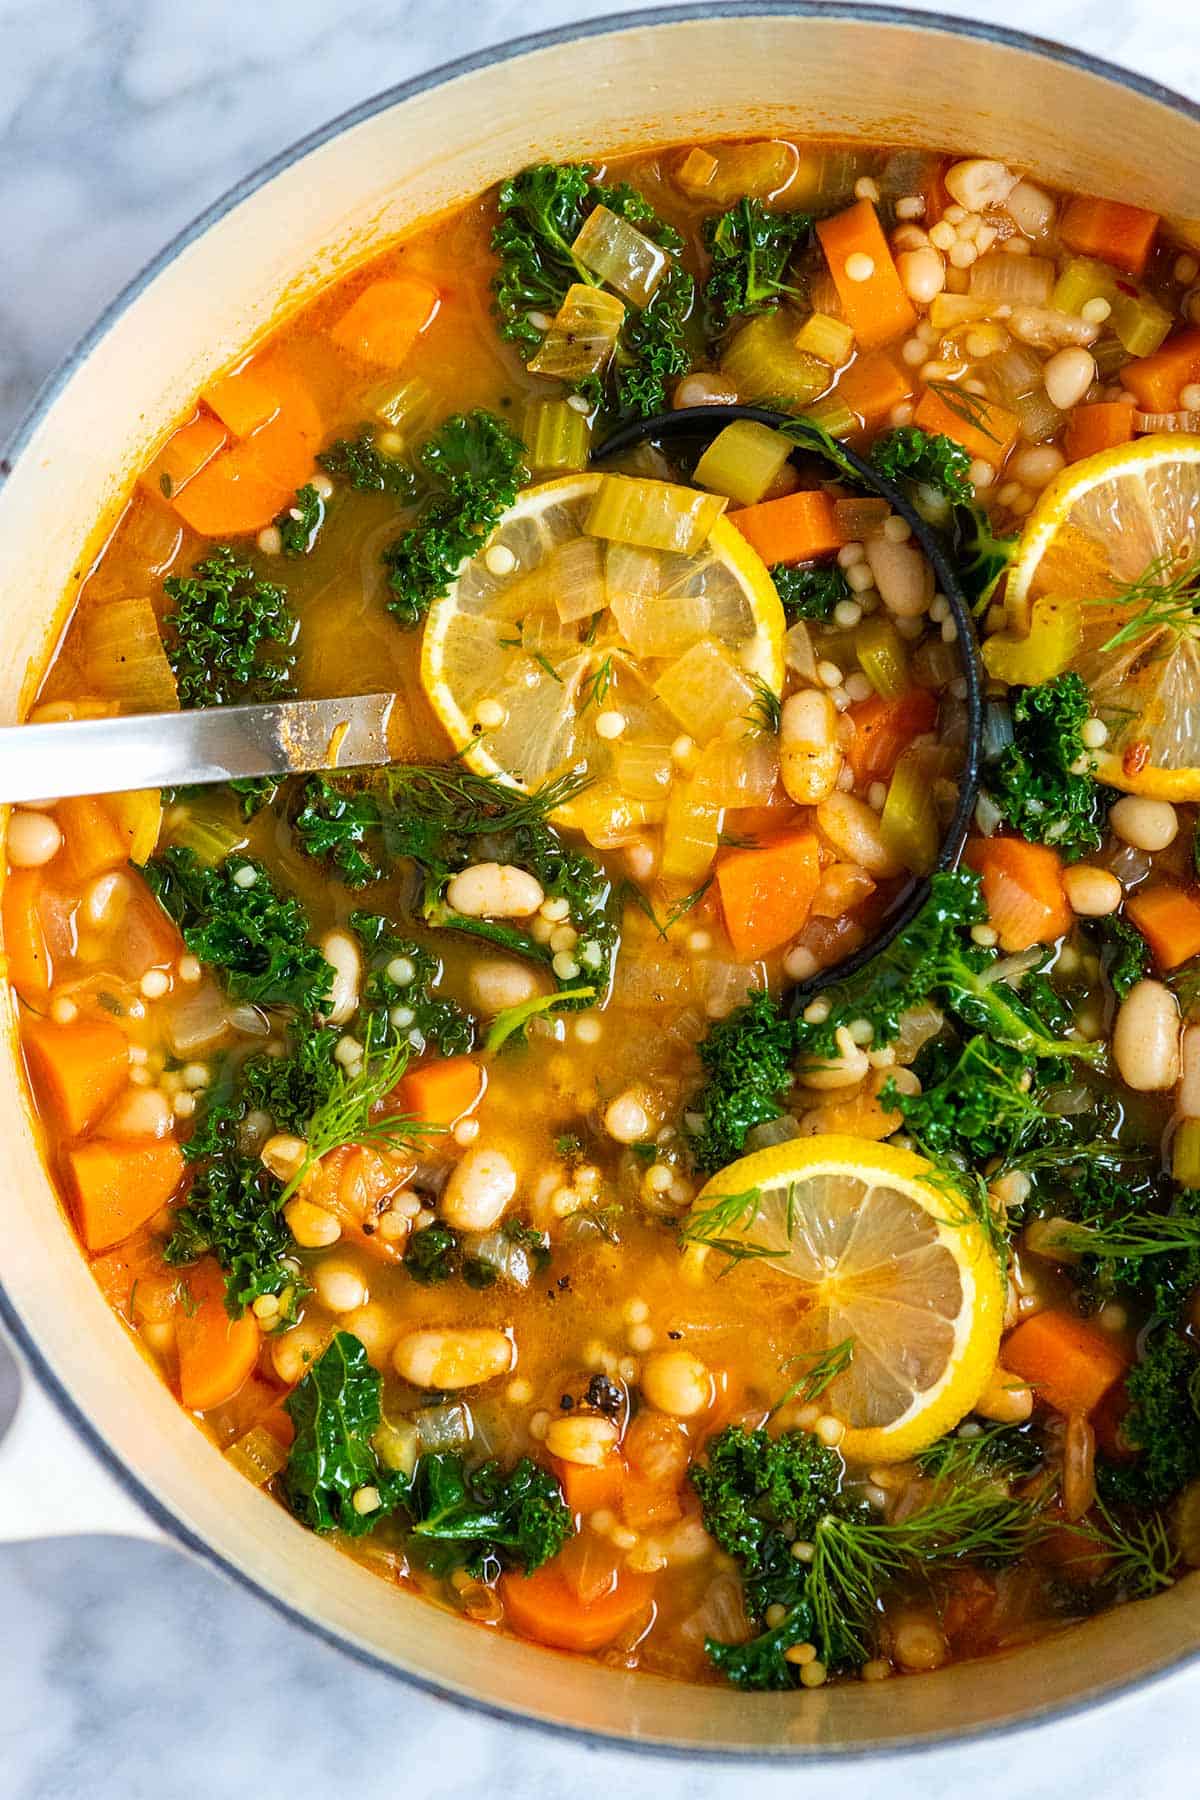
{"left": 1099, "top": 1329, "right": 1200, "bottom": 1506}
{"left": 885, "top": 1036, "right": 1072, "bottom": 1170}
{"left": 689, "top": 988, "right": 797, "bottom": 1174}
{"left": 705, "top": 1601, "right": 819, "bottom": 1691}
{"left": 163, "top": 1155, "right": 296, "bottom": 1317}
{"left": 292, "top": 782, "right": 385, "bottom": 886}
{"left": 382, "top": 410, "right": 527, "bottom": 624}
{"left": 163, "top": 546, "right": 297, "bottom": 708}
{"left": 407, "top": 1452, "right": 573, "bottom": 1578}
{"left": 143, "top": 847, "right": 333, "bottom": 1013}
{"left": 274, "top": 483, "right": 324, "bottom": 556}
{"left": 701, "top": 198, "right": 812, "bottom": 339}
{"left": 284, "top": 1332, "right": 398, "bottom": 1535}
{"left": 983, "top": 674, "right": 1113, "bottom": 859}
{"left": 769, "top": 564, "right": 850, "bottom": 622}
{"left": 691, "top": 1426, "right": 843, "bottom": 1614}
{"left": 352, "top": 911, "right": 475, "bottom": 1058}
{"left": 869, "top": 426, "right": 972, "bottom": 503}
{"left": 617, "top": 259, "right": 695, "bottom": 417}
{"left": 403, "top": 1222, "right": 461, "bottom": 1285}
{"left": 317, "top": 429, "right": 417, "bottom": 496}
{"left": 1097, "top": 914, "right": 1151, "bottom": 1001}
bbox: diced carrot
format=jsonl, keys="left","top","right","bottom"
{"left": 175, "top": 365, "right": 322, "bottom": 535}
{"left": 1003, "top": 1308, "right": 1130, "bottom": 1417}
{"left": 552, "top": 1452, "right": 627, "bottom": 1518}
{"left": 139, "top": 411, "right": 229, "bottom": 500}
{"left": 913, "top": 383, "right": 1020, "bottom": 467}
{"left": 66, "top": 1136, "right": 185, "bottom": 1253}
{"left": 1059, "top": 195, "right": 1160, "bottom": 278}
{"left": 620, "top": 1474, "right": 684, "bottom": 1533}
{"left": 256, "top": 1401, "right": 297, "bottom": 1449}
{"left": 175, "top": 1256, "right": 261, "bottom": 1412}
{"left": 1125, "top": 884, "right": 1200, "bottom": 970}
{"left": 56, "top": 794, "right": 130, "bottom": 883}
{"left": 393, "top": 1054, "right": 486, "bottom": 1127}
{"left": 3, "top": 868, "right": 53, "bottom": 999}
{"left": 499, "top": 1557, "right": 657, "bottom": 1653}
{"left": 730, "top": 489, "right": 844, "bottom": 566}
{"left": 171, "top": 446, "right": 295, "bottom": 536}
{"left": 240, "top": 368, "right": 322, "bottom": 488}
{"left": 715, "top": 829, "right": 821, "bottom": 962}
{"left": 25, "top": 1015, "right": 130, "bottom": 1137}
{"left": 962, "top": 837, "right": 1072, "bottom": 952}
{"left": 844, "top": 688, "right": 939, "bottom": 785}
{"left": 204, "top": 361, "right": 284, "bottom": 438}
{"left": 816, "top": 200, "right": 917, "bottom": 349}
{"left": 329, "top": 276, "right": 441, "bottom": 368}
{"left": 1122, "top": 327, "right": 1200, "bottom": 412}
{"left": 832, "top": 352, "right": 914, "bottom": 430}
{"left": 1063, "top": 402, "right": 1135, "bottom": 462}
{"left": 89, "top": 1228, "right": 168, "bottom": 1320}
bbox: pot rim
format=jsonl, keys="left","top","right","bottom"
{"left": 2, "top": 0, "right": 1199, "bottom": 1759}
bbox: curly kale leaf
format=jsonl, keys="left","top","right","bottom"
{"left": 164, "top": 1155, "right": 297, "bottom": 1317}
{"left": 352, "top": 911, "right": 475, "bottom": 1058}
{"left": 1097, "top": 913, "right": 1151, "bottom": 1001}
{"left": 1098, "top": 1329, "right": 1200, "bottom": 1506}
{"left": 886, "top": 1036, "right": 1073, "bottom": 1170}
{"left": 292, "top": 782, "right": 385, "bottom": 886}
{"left": 382, "top": 410, "right": 527, "bottom": 624}
{"left": 317, "top": 429, "right": 418, "bottom": 496}
{"left": 869, "top": 426, "right": 973, "bottom": 504}
{"left": 617, "top": 259, "right": 695, "bottom": 417}
{"left": 163, "top": 546, "right": 297, "bottom": 708}
{"left": 407, "top": 1452, "right": 573, "bottom": 1578}
{"left": 689, "top": 988, "right": 797, "bottom": 1174}
{"left": 770, "top": 563, "right": 850, "bottom": 622}
{"left": 274, "top": 483, "right": 325, "bottom": 556}
{"left": 983, "top": 674, "right": 1113, "bottom": 859}
{"left": 143, "top": 846, "right": 332, "bottom": 1013}
{"left": 701, "top": 198, "right": 812, "bottom": 340}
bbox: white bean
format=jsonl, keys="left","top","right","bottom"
{"left": 779, "top": 689, "right": 842, "bottom": 805}
{"left": 320, "top": 928, "right": 361, "bottom": 1025}
{"left": 7, "top": 810, "right": 62, "bottom": 867}
{"left": 641, "top": 1349, "right": 712, "bottom": 1418}
{"left": 313, "top": 1262, "right": 368, "bottom": 1314}
{"left": 1004, "top": 179, "right": 1056, "bottom": 238}
{"left": 445, "top": 862, "right": 544, "bottom": 919}
{"left": 393, "top": 1327, "right": 514, "bottom": 1389}
{"left": 896, "top": 247, "right": 946, "bottom": 306}
{"left": 943, "top": 159, "right": 1018, "bottom": 212}
{"left": 1043, "top": 347, "right": 1096, "bottom": 411}
{"left": 284, "top": 1197, "right": 342, "bottom": 1248}
{"left": 1177, "top": 1024, "right": 1200, "bottom": 1118}
{"left": 261, "top": 1133, "right": 308, "bottom": 1182}
{"left": 1061, "top": 864, "right": 1122, "bottom": 917}
{"left": 605, "top": 1088, "right": 652, "bottom": 1144}
{"left": 816, "top": 792, "right": 903, "bottom": 878}
{"left": 1113, "top": 979, "right": 1181, "bottom": 1091}
{"left": 974, "top": 1362, "right": 1034, "bottom": 1423}
{"left": 468, "top": 958, "right": 544, "bottom": 1015}
{"left": 440, "top": 1146, "right": 517, "bottom": 1231}
{"left": 864, "top": 533, "right": 934, "bottom": 618}
{"left": 544, "top": 1413, "right": 620, "bottom": 1465}
{"left": 1109, "top": 796, "right": 1178, "bottom": 852}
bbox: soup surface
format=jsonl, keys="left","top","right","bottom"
{"left": 11, "top": 137, "right": 1200, "bottom": 1691}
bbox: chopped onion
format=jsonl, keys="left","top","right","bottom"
{"left": 785, "top": 619, "right": 818, "bottom": 682}
{"left": 81, "top": 595, "right": 179, "bottom": 712}
{"left": 547, "top": 537, "right": 607, "bottom": 623}
{"left": 610, "top": 951, "right": 694, "bottom": 1008}
{"left": 692, "top": 734, "right": 780, "bottom": 806}
{"left": 982, "top": 699, "right": 1015, "bottom": 760}
{"left": 969, "top": 251, "right": 1054, "bottom": 307}
{"left": 529, "top": 283, "right": 625, "bottom": 381}
{"left": 362, "top": 373, "right": 433, "bottom": 433}
{"left": 661, "top": 778, "right": 722, "bottom": 884}
{"left": 986, "top": 344, "right": 1044, "bottom": 405}
{"left": 695, "top": 958, "right": 761, "bottom": 1018}
{"left": 834, "top": 496, "right": 890, "bottom": 539}
{"left": 1106, "top": 842, "right": 1152, "bottom": 887}
{"left": 678, "top": 140, "right": 798, "bottom": 204}
{"left": 1135, "top": 409, "right": 1200, "bottom": 433}
{"left": 973, "top": 791, "right": 1004, "bottom": 837}
{"left": 464, "top": 1228, "right": 545, "bottom": 1288}
{"left": 791, "top": 146, "right": 872, "bottom": 209}
{"left": 612, "top": 741, "right": 674, "bottom": 799}
{"left": 167, "top": 980, "right": 232, "bottom": 1057}
{"left": 1012, "top": 386, "right": 1065, "bottom": 444}
{"left": 229, "top": 1003, "right": 271, "bottom": 1037}
{"left": 745, "top": 1115, "right": 803, "bottom": 1151}
{"left": 654, "top": 637, "right": 759, "bottom": 742}
{"left": 416, "top": 1402, "right": 473, "bottom": 1451}
{"left": 571, "top": 204, "right": 670, "bottom": 307}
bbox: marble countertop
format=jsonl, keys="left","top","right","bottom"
{"left": 3, "top": 1, "right": 1200, "bottom": 1794}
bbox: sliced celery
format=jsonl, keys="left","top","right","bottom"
{"left": 1051, "top": 257, "right": 1118, "bottom": 315}
{"left": 571, "top": 204, "right": 670, "bottom": 308}
{"left": 529, "top": 283, "right": 625, "bottom": 381}
{"left": 661, "top": 777, "right": 722, "bottom": 883}
{"left": 363, "top": 373, "right": 433, "bottom": 432}
{"left": 721, "top": 310, "right": 831, "bottom": 408}
{"left": 677, "top": 140, "right": 797, "bottom": 205}
{"left": 880, "top": 749, "right": 939, "bottom": 876}
{"left": 1110, "top": 289, "right": 1173, "bottom": 358}
{"left": 1174, "top": 1119, "right": 1200, "bottom": 1188}
{"left": 982, "top": 596, "right": 1082, "bottom": 685}
{"left": 524, "top": 397, "right": 592, "bottom": 472}
{"left": 802, "top": 394, "right": 858, "bottom": 440}
{"left": 855, "top": 615, "right": 910, "bottom": 700}
{"left": 693, "top": 420, "right": 793, "bottom": 506}
{"left": 794, "top": 312, "right": 856, "bottom": 367}
{"left": 1092, "top": 336, "right": 1132, "bottom": 379}
{"left": 654, "top": 636, "right": 759, "bottom": 742}
{"left": 585, "top": 475, "right": 726, "bottom": 555}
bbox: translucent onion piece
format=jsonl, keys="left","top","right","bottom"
{"left": 745, "top": 1115, "right": 804, "bottom": 1152}
{"left": 695, "top": 957, "right": 762, "bottom": 1016}
{"left": 834, "top": 497, "right": 890, "bottom": 540}
{"left": 654, "top": 636, "right": 758, "bottom": 742}
{"left": 609, "top": 949, "right": 695, "bottom": 1008}
{"left": 785, "top": 619, "right": 818, "bottom": 682}
{"left": 572, "top": 780, "right": 665, "bottom": 849}
{"left": 225, "top": 1426, "right": 289, "bottom": 1487}
{"left": 585, "top": 475, "right": 727, "bottom": 556}
{"left": 612, "top": 741, "right": 674, "bottom": 799}
{"left": 83, "top": 497, "right": 184, "bottom": 601}
{"left": 81, "top": 595, "right": 179, "bottom": 712}
{"left": 969, "top": 251, "right": 1054, "bottom": 307}
{"left": 928, "top": 294, "right": 990, "bottom": 331}
{"left": 790, "top": 146, "right": 873, "bottom": 210}
{"left": 678, "top": 139, "right": 798, "bottom": 204}
{"left": 529, "top": 283, "right": 625, "bottom": 380}
{"left": 693, "top": 420, "right": 793, "bottom": 506}
{"left": 605, "top": 541, "right": 660, "bottom": 619}
{"left": 571, "top": 204, "right": 670, "bottom": 308}
{"left": 1012, "top": 385, "right": 1065, "bottom": 444}
{"left": 524, "top": 397, "right": 592, "bottom": 472}
{"left": 675, "top": 146, "right": 718, "bottom": 195}
{"left": 363, "top": 373, "right": 433, "bottom": 432}
{"left": 166, "top": 981, "right": 233, "bottom": 1057}
{"left": 1135, "top": 409, "right": 1200, "bottom": 433}
{"left": 464, "top": 1228, "right": 540, "bottom": 1288}
{"left": 986, "top": 344, "right": 1044, "bottom": 405}
{"left": 416, "top": 1402, "right": 474, "bottom": 1451}
{"left": 546, "top": 537, "right": 607, "bottom": 623}
{"left": 692, "top": 734, "right": 780, "bottom": 807}
{"left": 661, "top": 778, "right": 722, "bottom": 884}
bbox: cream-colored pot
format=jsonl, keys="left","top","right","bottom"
{"left": 2, "top": 4, "right": 1199, "bottom": 1757}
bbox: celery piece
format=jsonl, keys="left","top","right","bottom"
{"left": 880, "top": 749, "right": 939, "bottom": 876}
{"left": 585, "top": 474, "right": 727, "bottom": 555}
{"left": 529, "top": 284, "right": 625, "bottom": 381}
{"left": 1051, "top": 257, "right": 1118, "bottom": 316}
{"left": 524, "top": 397, "right": 592, "bottom": 473}
{"left": 1110, "top": 289, "right": 1173, "bottom": 358}
{"left": 654, "top": 636, "right": 759, "bottom": 743}
{"left": 794, "top": 312, "right": 856, "bottom": 367}
{"left": 928, "top": 294, "right": 990, "bottom": 331}
{"left": 363, "top": 373, "right": 433, "bottom": 433}
{"left": 721, "top": 310, "right": 831, "bottom": 408}
{"left": 1173, "top": 1118, "right": 1200, "bottom": 1188}
{"left": 679, "top": 140, "right": 797, "bottom": 206}
{"left": 571, "top": 204, "right": 670, "bottom": 308}
{"left": 855, "top": 615, "right": 910, "bottom": 700}
{"left": 982, "top": 596, "right": 1082, "bottom": 686}
{"left": 802, "top": 394, "right": 858, "bottom": 440}
{"left": 1092, "top": 336, "right": 1132, "bottom": 379}
{"left": 165, "top": 808, "right": 247, "bottom": 867}
{"left": 693, "top": 420, "right": 793, "bottom": 506}
{"left": 661, "top": 777, "right": 722, "bottom": 883}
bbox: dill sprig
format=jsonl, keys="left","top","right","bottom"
{"left": 746, "top": 675, "right": 782, "bottom": 735}
{"left": 924, "top": 379, "right": 1001, "bottom": 443}
{"left": 1045, "top": 1209, "right": 1200, "bottom": 1264}
{"left": 679, "top": 1184, "right": 790, "bottom": 1269}
{"left": 1068, "top": 1496, "right": 1178, "bottom": 1598}
{"left": 578, "top": 654, "right": 616, "bottom": 714}
{"left": 1094, "top": 550, "right": 1200, "bottom": 653}
{"left": 484, "top": 984, "right": 596, "bottom": 1053}
{"left": 279, "top": 1029, "right": 434, "bottom": 1205}
{"left": 769, "top": 1338, "right": 855, "bottom": 1417}
{"left": 916, "top": 1423, "right": 1044, "bottom": 1484}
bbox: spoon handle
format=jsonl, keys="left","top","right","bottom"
{"left": 0, "top": 693, "right": 397, "bottom": 803}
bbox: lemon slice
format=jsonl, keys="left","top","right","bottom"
{"left": 420, "top": 474, "right": 785, "bottom": 826}
{"left": 685, "top": 1134, "right": 1004, "bottom": 1464}
{"left": 1003, "top": 435, "right": 1200, "bottom": 799}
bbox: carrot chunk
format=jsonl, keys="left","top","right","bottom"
{"left": 816, "top": 200, "right": 917, "bottom": 349}
{"left": 913, "top": 383, "right": 1019, "bottom": 466}
{"left": 170, "top": 449, "right": 294, "bottom": 536}
{"left": 551, "top": 1453, "right": 627, "bottom": 1518}
{"left": 139, "top": 411, "right": 229, "bottom": 500}
{"left": 175, "top": 1256, "right": 262, "bottom": 1412}
{"left": 730, "top": 489, "right": 844, "bottom": 565}
{"left": 1122, "top": 328, "right": 1200, "bottom": 412}
{"left": 844, "top": 688, "right": 939, "bottom": 785}
{"left": 175, "top": 365, "right": 322, "bottom": 535}
{"left": 832, "top": 352, "right": 914, "bottom": 429}
{"left": 1003, "top": 1309, "right": 1130, "bottom": 1418}
{"left": 89, "top": 1228, "right": 168, "bottom": 1321}
{"left": 963, "top": 837, "right": 1071, "bottom": 952}
{"left": 1063, "top": 402, "right": 1135, "bottom": 463}
{"left": 204, "top": 362, "right": 284, "bottom": 438}
{"left": 1059, "top": 195, "right": 1160, "bottom": 278}
{"left": 25, "top": 1015, "right": 130, "bottom": 1137}
{"left": 66, "top": 1136, "right": 185, "bottom": 1253}
{"left": 1125, "top": 884, "right": 1200, "bottom": 970}
{"left": 3, "top": 868, "right": 53, "bottom": 999}
{"left": 716, "top": 829, "right": 821, "bottom": 962}
{"left": 56, "top": 794, "right": 130, "bottom": 883}
{"left": 393, "top": 1055, "right": 486, "bottom": 1127}
{"left": 499, "top": 1557, "right": 657, "bottom": 1653}
{"left": 329, "top": 276, "right": 441, "bottom": 367}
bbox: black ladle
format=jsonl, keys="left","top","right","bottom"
{"left": 592, "top": 405, "right": 984, "bottom": 1000}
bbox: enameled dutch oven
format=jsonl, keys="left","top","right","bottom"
{"left": 3, "top": 4, "right": 1200, "bottom": 1758}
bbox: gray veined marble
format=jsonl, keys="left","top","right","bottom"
{"left": 3, "top": 0, "right": 1200, "bottom": 1794}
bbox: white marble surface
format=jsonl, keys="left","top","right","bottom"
{"left": 3, "top": 0, "right": 1200, "bottom": 1794}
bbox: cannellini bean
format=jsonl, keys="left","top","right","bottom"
{"left": 779, "top": 689, "right": 842, "bottom": 805}
{"left": 102, "top": 1085, "right": 174, "bottom": 1140}
{"left": 440, "top": 1145, "right": 517, "bottom": 1231}
{"left": 313, "top": 1261, "right": 367, "bottom": 1314}
{"left": 1061, "top": 864, "right": 1122, "bottom": 917}
{"left": 284, "top": 1197, "right": 342, "bottom": 1248}
{"left": 1005, "top": 179, "right": 1055, "bottom": 237}
{"left": 943, "top": 158, "right": 1018, "bottom": 212}
{"left": 641, "top": 1349, "right": 713, "bottom": 1418}
{"left": 1113, "top": 979, "right": 1181, "bottom": 1091}
{"left": 896, "top": 246, "right": 945, "bottom": 305}
{"left": 1043, "top": 346, "right": 1096, "bottom": 411}
{"left": 468, "top": 958, "right": 544, "bottom": 1014}
{"left": 1179, "top": 1025, "right": 1200, "bottom": 1119}
{"left": 261, "top": 1133, "right": 308, "bottom": 1182}
{"left": 816, "top": 792, "right": 903, "bottom": 878}
{"left": 271, "top": 1321, "right": 331, "bottom": 1385}
{"left": 319, "top": 928, "right": 361, "bottom": 1025}
{"left": 393, "top": 1327, "right": 514, "bottom": 1389}
{"left": 544, "top": 1412, "right": 620, "bottom": 1465}
{"left": 798, "top": 1024, "right": 871, "bottom": 1091}
{"left": 864, "top": 533, "right": 934, "bottom": 619}
{"left": 7, "top": 809, "right": 62, "bottom": 867}
{"left": 1009, "top": 306, "right": 1098, "bottom": 348}
{"left": 445, "top": 862, "right": 544, "bottom": 919}
{"left": 1109, "top": 795, "right": 1178, "bottom": 852}
{"left": 890, "top": 1608, "right": 949, "bottom": 1673}
{"left": 975, "top": 1362, "right": 1034, "bottom": 1423}
{"left": 605, "top": 1087, "right": 652, "bottom": 1144}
